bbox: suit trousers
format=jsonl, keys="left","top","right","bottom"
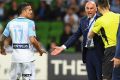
{"left": 112, "top": 66, "right": 120, "bottom": 80}
{"left": 86, "top": 48, "right": 102, "bottom": 80}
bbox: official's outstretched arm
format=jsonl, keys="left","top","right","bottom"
{"left": 51, "top": 22, "right": 83, "bottom": 55}
{"left": 64, "top": 22, "right": 83, "bottom": 48}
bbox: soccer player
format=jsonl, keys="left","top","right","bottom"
{"left": 0, "top": 2, "right": 46, "bottom": 80}
{"left": 88, "top": 0, "right": 120, "bottom": 79}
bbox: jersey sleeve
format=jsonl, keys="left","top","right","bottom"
{"left": 3, "top": 23, "right": 10, "bottom": 37}
{"left": 28, "top": 21, "right": 36, "bottom": 37}
{"left": 91, "top": 19, "right": 102, "bottom": 34}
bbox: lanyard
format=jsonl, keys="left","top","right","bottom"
{"left": 83, "top": 16, "right": 96, "bottom": 32}
{"left": 88, "top": 18, "right": 95, "bottom": 29}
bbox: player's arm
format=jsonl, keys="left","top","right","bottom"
{"left": 29, "top": 21, "right": 46, "bottom": 56}
{"left": 29, "top": 36, "right": 45, "bottom": 56}
{"left": 0, "top": 22, "right": 10, "bottom": 55}
{"left": 51, "top": 21, "right": 83, "bottom": 56}
{"left": 0, "top": 34, "right": 7, "bottom": 55}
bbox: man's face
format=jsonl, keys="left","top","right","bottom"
{"left": 24, "top": 6, "right": 33, "bottom": 19}
{"left": 85, "top": 2, "right": 97, "bottom": 18}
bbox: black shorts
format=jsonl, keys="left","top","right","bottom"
{"left": 102, "top": 46, "right": 116, "bottom": 79}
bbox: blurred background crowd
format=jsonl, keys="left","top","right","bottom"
{"left": 0, "top": 0, "right": 119, "bottom": 53}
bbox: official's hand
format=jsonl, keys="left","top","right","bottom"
{"left": 51, "top": 46, "right": 64, "bottom": 56}
{"left": 0, "top": 48, "right": 6, "bottom": 55}
{"left": 111, "top": 58, "right": 120, "bottom": 68}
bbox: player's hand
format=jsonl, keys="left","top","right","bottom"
{"left": 51, "top": 46, "right": 64, "bottom": 56}
{"left": 0, "top": 48, "right": 6, "bottom": 55}
{"left": 111, "top": 58, "right": 120, "bottom": 68}
{"left": 39, "top": 49, "right": 47, "bottom": 56}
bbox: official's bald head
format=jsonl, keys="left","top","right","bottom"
{"left": 85, "top": 1, "right": 97, "bottom": 18}
{"left": 86, "top": 1, "right": 97, "bottom": 8}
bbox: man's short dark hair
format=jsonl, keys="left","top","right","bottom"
{"left": 98, "top": 0, "right": 110, "bottom": 9}
{"left": 17, "top": 2, "right": 31, "bottom": 15}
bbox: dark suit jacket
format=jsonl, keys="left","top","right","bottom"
{"left": 64, "top": 14, "right": 104, "bottom": 63}
{"left": 115, "top": 20, "right": 120, "bottom": 58}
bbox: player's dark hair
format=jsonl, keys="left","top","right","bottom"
{"left": 98, "top": 0, "right": 110, "bottom": 9}
{"left": 17, "top": 2, "right": 31, "bottom": 15}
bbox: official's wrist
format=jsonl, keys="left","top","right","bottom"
{"left": 61, "top": 45, "right": 66, "bottom": 50}
{"left": 114, "top": 56, "right": 120, "bottom": 60}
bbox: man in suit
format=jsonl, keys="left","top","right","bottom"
{"left": 51, "top": 1, "right": 104, "bottom": 80}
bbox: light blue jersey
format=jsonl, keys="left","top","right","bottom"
{"left": 3, "top": 17, "right": 36, "bottom": 43}
{"left": 3, "top": 17, "right": 36, "bottom": 62}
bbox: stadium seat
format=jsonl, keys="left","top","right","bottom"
{"left": 36, "top": 21, "right": 50, "bottom": 46}
{"left": 49, "top": 21, "right": 64, "bottom": 44}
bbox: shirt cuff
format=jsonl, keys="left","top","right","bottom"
{"left": 61, "top": 45, "right": 67, "bottom": 50}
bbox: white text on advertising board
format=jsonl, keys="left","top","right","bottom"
{"left": 51, "top": 60, "right": 87, "bottom": 75}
